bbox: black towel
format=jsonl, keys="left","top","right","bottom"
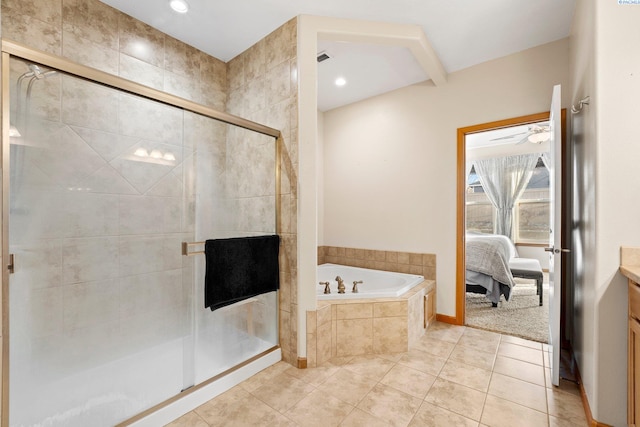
{"left": 204, "top": 235, "right": 280, "bottom": 311}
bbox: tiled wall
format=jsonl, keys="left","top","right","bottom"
{"left": 226, "top": 18, "right": 299, "bottom": 364}
{"left": 2, "top": 0, "right": 299, "bottom": 388}
{"left": 2, "top": 0, "right": 227, "bottom": 110}
{"left": 318, "top": 246, "right": 437, "bottom": 280}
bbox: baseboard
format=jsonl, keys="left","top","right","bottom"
{"left": 297, "top": 357, "right": 307, "bottom": 369}
{"left": 435, "top": 314, "right": 459, "bottom": 325}
{"left": 574, "top": 354, "right": 613, "bottom": 427}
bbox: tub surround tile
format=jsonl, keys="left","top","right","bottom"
{"left": 374, "top": 301, "right": 407, "bottom": 317}
{"left": 336, "top": 319, "right": 373, "bottom": 356}
{"left": 337, "top": 303, "right": 373, "bottom": 320}
{"left": 118, "top": 13, "right": 166, "bottom": 67}
{"left": 317, "top": 246, "right": 436, "bottom": 280}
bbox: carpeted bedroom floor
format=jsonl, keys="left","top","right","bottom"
{"left": 465, "top": 275, "right": 549, "bottom": 343}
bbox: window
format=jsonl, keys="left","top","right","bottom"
{"left": 466, "top": 158, "right": 550, "bottom": 243}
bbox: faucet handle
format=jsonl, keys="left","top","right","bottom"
{"left": 319, "top": 281, "right": 330, "bottom": 294}
{"left": 352, "top": 280, "right": 363, "bottom": 293}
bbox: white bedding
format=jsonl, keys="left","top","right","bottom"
{"left": 465, "top": 232, "right": 517, "bottom": 304}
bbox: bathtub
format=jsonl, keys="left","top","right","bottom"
{"left": 317, "top": 263, "right": 424, "bottom": 300}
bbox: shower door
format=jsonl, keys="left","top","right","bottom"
{"left": 4, "top": 50, "right": 280, "bottom": 426}
{"left": 6, "top": 57, "right": 192, "bottom": 426}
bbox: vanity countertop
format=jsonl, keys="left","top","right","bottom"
{"left": 620, "top": 246, "right": 640, "bottom": 283}
{"left": 620, "top": 265, "right": 640, "bottom": 284}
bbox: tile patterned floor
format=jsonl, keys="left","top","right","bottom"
{"left": 166, "top": 322, "right": 588, "bottom": 427}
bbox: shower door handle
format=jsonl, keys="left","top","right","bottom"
{"left": 7, "top": 253, "right": 14, "bottom": 274}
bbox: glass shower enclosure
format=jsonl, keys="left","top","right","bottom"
{"left": 2, "top": 45, "right": 280, "bottom": 427}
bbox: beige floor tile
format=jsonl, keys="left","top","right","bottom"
{"left": 284, "top": 363, "right": 340, "bottom": 386}
{"left": 194, "top": 386, "right": 250, "bottom": 422}
{"left": 438, "top": 359, "right": 492, "bottom": 392}
{"left": 545, "top": 367, "right": 552, "bottom": 387}
{"left": 488, "top": 372, "right": 547, "bottom": 412}
{"left": 497, "top": 342, "right": 544, "bottom": 366}
{"left": 408, "top": 401, "right": 478, "bottom": 427}
{"left": 500, "top": 334, "right": 544, "bottom": 350}
{"left": 357, "top": 383, "right": 422, "bottom": 427}
{"left": 397, "top": 349, "right": 447, "bottom": 376}
{"left": 284, "top": 389, "right": 354, "bottom": 427}
{"left": 457, "top": 333, "right": 500, "bottom": 355}
{"left": 376, "top": 352, "right": 407, "bottom": 363}
{"left": 462, "top": 327, "right": 502, "bottom": 344}
{"left": 252, "top": 372, "right": 316, "bottom": 413}
{"left": 549, "top": 414, "right": 589, "bottom": 427}
{"left": 164, "top": 411, "right": 208, "bottom": 427}
{"left": 425, "top": 322, "right": 466, "bottom": 343}
{"left": 316, "top": 368, "right": 379, "bottom": 406}
{"left": 196, "top": 389, "right": 282, "bottom": 427}
{"left": 424, "top": 378, "right": 486, "bottom": 421}
{"left": 340, "top": 408, "right": 392, "bottom": 427}
{"left": 258, "top": 411, "right": 298, "bottom": 426}
{"left": 493, "top": 355, "right": 545, "bottom": 386}
{"left": 342, "top": 354, "right": 397, "bottom": 381}
{"left": 380, "top": 364, "right": 437, "bottom": 399}
{"left": 449, "top": 344, "right": 496, "bottom": 371}
{"left": 481, "top": 394, "right": 549, "bottom": 427}
{"left": 552, "top": 378, "right": 582, "bottom": 397}
{"left": 240, "top": 361, "right": 291, "bottom": 392}
{"left": 411, "top": 335, "right": 456, "bottom": 359}
{"left": 547, "top": 387, "right": 588, "bottom": 425}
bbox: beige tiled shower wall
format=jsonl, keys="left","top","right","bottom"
{"left": 318, "top": 246, "right": 436, "bottom": 280}
{"left": 226, "top": 18, "right": 299, "bottom": 364}
{"left": 2, "top": 0, "right": 300, "bottom": 367}
{"left": 2, "top": 0, "right": 228, "bottom": 110}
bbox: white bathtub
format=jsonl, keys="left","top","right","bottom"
{"left": 317, "top": 264, "right": 424, "bottom": 300}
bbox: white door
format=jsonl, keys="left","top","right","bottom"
{"left": 547, "top": 84, "right": 565, "bottom": 387}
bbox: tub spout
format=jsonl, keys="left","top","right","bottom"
{"left": 335, "top": 276, "right": 346, "bottom": 294}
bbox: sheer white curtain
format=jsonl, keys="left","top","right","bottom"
{"left": 540, "top": 152, "right": 551, "bottom": 170}
{"left": 473, "top": 153, "right": 540, "bottom": 239}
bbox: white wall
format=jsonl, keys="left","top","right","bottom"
{"left": 317, "top": 110, "right": 325, "bottom": 246}
{"left": 569, "top": 1, "right": 640, "bottom": 424}
{"left": 322, "top": 38, "right": 570, "bottom": 316}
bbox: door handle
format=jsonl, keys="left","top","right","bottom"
{"left": 544, "top": 247, "right": 571, "bottom": 254}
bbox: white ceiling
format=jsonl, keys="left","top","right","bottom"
{"left": 100, "top": 0, "right": 576, "bottom": 111}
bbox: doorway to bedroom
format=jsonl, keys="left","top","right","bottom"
{"left": 457, "top": 112, "right": 555, "bottom": 343}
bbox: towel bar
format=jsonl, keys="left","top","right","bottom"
{"left": 182, "top": 241, "right": 205, "bottom": 256}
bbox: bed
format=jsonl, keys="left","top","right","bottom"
{"left": 466, "top": 232, "right": 543, "bottom": 307}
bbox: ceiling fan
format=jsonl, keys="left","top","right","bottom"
{"left": 490, "top": 124, "right": 551, "bottom": 144}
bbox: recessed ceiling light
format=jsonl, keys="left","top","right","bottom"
{"left": 335, "top": 77, "right": 346, "bottom": 87}
{"left": 169, "top": 0, "right": 189, "bottom": 13}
